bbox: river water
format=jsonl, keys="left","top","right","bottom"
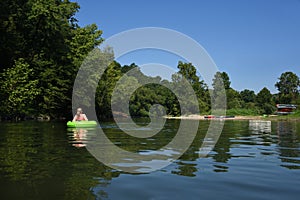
{"left": 0, "top": 120, "right": 299, "bottom": 200}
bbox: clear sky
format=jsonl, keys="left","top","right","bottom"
{"left": 74, "top": 0, "right": 300, "bottom": 93}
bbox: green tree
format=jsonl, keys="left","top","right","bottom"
{"left": 130, "top": 86, "right": 162, "bottom": 117}
{"left": 239, "top": 89, "right": 258, "bottom": 112}
{"left": 275, "top": 71, "right": 300, "bottom": 104}
{"left": 68, "top": 24, "right": 103, "bottom": 69}
{"left": 212, "top": 71, "right": 242, "bottom": 110}
{"left": 240, "top": 89, "right": 256, "bottom": 103}
{"left": 212, "top": 72, "right": 228, "bottom": 110}
{"left": 171, "top": 73, "right": 199, "bottom": 115}
{"left": 220, "top": 72, "right": 231, "bottom": 90}
{"left": 226, "top": 88, "right": 242, "bottom": 109}
{"left": 123, "top": 67, "right": 177, "bottom": 117}
{"left": 111, "top": 75, "right": 139, "bottom": 115}
{"left": 177, "top": 61, "right": 210, "bottom": 112}
{"left": 96, "top": 60, "right": 122, "bottom": 119}
{"left": 256, "top": 87, "right": 275, "bottom": 114}
{"left": 121, "top": 63, "right": 139, "bottom": 74}
{"left": 0, "top": 0, "right": 81, "bottom": 70}
{"left": 0, "top": 59, "right": 41, "bottom": 119}
{"left": 0, "top": 0, "right": 103, "bottom": 119}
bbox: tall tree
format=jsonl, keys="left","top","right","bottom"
{"left": 240, "top": 89, "right": 256, "bottom": 103}
{"left": 275, "top": 71, "right": 300, "bottom": 104}
{"left": 212, "top": 71, "right": 233, "bottom": 110}
{"left": 0, "top": 59, "right": 41, "bottom": 119}
{"left": 0, "top": 0, "right": 103, "bottom": 119}
{"left": 240, "top": 89, "right": 257, "bottom": 111}
{"left": 212, "top": 72, "right": 226, "bottom": 110}
{"left": 96, "top": 60, "right": 122, "bottom": 118}
{"left": 0, "top": 0, "right": 81, "bottom": 70}
{"left": 226, "top": 88, "right": 242, "bottom": 109}
{"left": 256, "top": 87, "right": 275, "bottom": 114}
{"left": 177, "top": 61, "right": 210, "bottom": 112}
{"left": 220, "top": 72, "right": 231, "bottom": 90}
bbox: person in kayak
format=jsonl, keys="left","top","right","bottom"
{"left": 72, "top": 108, "right": 88, "bottom": 121}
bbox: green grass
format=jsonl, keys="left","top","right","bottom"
{"left": 291, "top": 110, "right": 300, "bottom": 117}
{"left": 264, "top": 110, "right": 300, "bottom": 121}
{"left": 205, "top": 108, "right": 300, "bottom": 120}
{"left": 225, "top": 108, "right": 260, "bottom": 116}
{"left": 205, "top": 108, "right": 260, "bottom": 116}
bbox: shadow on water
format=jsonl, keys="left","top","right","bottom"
{"left": 0, "top": 119, "right": 299, "bottom": 199}
{"left": 0, "top": 122, "right": 120, "bottom": 200}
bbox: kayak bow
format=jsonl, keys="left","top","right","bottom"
{"left": 67, "top": 120, "right": 97, "bottom": 128}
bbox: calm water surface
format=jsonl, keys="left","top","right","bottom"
{"left": 0, "top": 120, "right": 299, "bottom": 200}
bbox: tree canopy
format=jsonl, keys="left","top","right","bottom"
{"left": 275, "top": 71, "right": 300, "bottom": 104}
{"left": 0, "top": 0, "right": 102, "bottom": 119}
{"left": 0, "top": 1, "right": 299, "bottom": 120}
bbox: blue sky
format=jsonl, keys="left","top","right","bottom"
{"left": 74, "top": 0, "right": 300, "bottom": 93}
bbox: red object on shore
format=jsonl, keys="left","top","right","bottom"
{"left": 204, "top": 115, "right": 215, "bottom": 119}
{"left": 276, "top": 104, "right": 297, "bottom": 115}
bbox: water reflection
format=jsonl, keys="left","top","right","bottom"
{"left": 208, "top": 120, "right": 300, "bottom": 173}
{"left": 276, "top": 121, "right": 300, "bottom": 169}
{"left": 249, "top": 120, "right": 271, "bottom": 133}
{"left": 67, "top": 128, "right": 88, "bottom": 147}
{"left": 0, "top": 122, "right": 121, "bottom": 200}
{"left": 87, "top": 119, "right": 201, "bottom": 173}
{"left": 210, "top": 121, "right": 236, "bottom": 165}
{"left": 0, "top": 120, "right": 300, "bottom": 200}
{"left": 172, "top": 161, "right": 197, "bottom": 177}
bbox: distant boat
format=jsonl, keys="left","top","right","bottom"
{"left": 276, "top": 104, "right": 297, "bottom": 115}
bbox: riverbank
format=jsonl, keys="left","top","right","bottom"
{"left": 164, "top": 114, "right": 300, "bottom": 121}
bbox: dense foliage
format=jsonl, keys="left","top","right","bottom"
{"left": 275, "top": 72, "right": 300, "bottom": 104}
{"left": 0, "top": 0, "right": 102, "bottom": 120}
{"left": 0, "top": 1, "right": 299, "bottom": 120}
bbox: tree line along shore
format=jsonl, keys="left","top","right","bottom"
{"left": 0, "top": 0, "right": 299, "bottom": 121}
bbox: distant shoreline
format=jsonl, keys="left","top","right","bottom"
{"left": 164, "top": 115, "right": 300, "bottom": 121}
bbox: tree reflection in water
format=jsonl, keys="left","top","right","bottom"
{"left": 276, "top": 121, "right": 300, "bottom": 170}
{"left": 0, "top": 122, "right": 120, "bottom": 200}
{"left": 0, "top": 120, "right": 300, "bottom": 199}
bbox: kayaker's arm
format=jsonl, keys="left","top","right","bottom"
{"left": 72, "top": 115, "right": 77, "bottom": 122}
{"left": 83, "top": 114, "right": 88, "bottom": 121}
